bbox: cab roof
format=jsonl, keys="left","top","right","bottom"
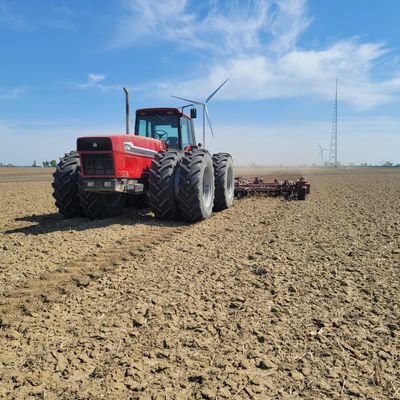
{"left": 136, "top": 107, "right": 193, "bottom": 119}
{"left": 136, "top": 108, "right": 182, "bottom": 116}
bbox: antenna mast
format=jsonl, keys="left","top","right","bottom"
{"left": 329, "top": 78, "right": 338, "bottom": 167}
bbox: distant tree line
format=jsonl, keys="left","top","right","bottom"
{"left": 31, "top": 160, "right": 57, "bottom": 168}
{"left": 318, "top": 161, "right": 400, "bottom": 168}
{"left": 42, "top": 160, "right": 57, "bottom": 168}
{"left": 359, "top": 161, "right": 400, "bottom": 167}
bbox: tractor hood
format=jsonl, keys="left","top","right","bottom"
{"left": 77, "top": 135, "right": 166, "bottom": 179}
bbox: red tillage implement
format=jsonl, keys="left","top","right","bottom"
{"left": 234, "top": 176, "right": 310, "bottom": 200}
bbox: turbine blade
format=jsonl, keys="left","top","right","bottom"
{"left": 205, "top": 78, "right": 229, "bottom": 103}
{"left": 317, "top": 143, "right": 322, "bottom": 150}
{"left": 170, "top": 95, "right": 203, "bottom": 105}
{"left": 204, "top": 106, "right": 214, "bottom": 138}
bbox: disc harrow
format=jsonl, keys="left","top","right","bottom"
{"left": 234, "top": 176, "right": 310, "bottom": 200}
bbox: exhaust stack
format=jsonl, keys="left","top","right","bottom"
{"left": 123, "top": 87, "right": 130, "bottom": 135}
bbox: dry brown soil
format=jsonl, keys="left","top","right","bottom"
{"left": 0, "top": 167, "right": 399, "bottom": 399}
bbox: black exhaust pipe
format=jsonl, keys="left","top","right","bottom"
{"left": 123, "top": 87, "right": 130, "bottom": 135}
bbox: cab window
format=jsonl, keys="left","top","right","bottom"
{"left": 181, "top": 116, "right": 196, "bottom": 149}
{"left": 137, "top": 119, "right": 150, "bottom": 136}
{"left": 180, "top": 117, "right": 191, "bottom": 149}
{"left": 136, "top": 114, "right": 179, "bottom": 149}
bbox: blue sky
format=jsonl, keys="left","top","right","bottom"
{"left": 1, "top": 0, "right": 400, "bottom": 166}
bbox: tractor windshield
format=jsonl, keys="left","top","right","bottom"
{"left": 136, "top": 114, "right": 179, "bottom": 149}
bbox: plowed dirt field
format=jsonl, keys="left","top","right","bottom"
{"left": 0, "top": 167, "right": 399, "bottom": 399}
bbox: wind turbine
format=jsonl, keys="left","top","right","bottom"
{"left": 318, "top": 143, "right": 329, "bottom": 167}
{"left": 171, "top": 78, "right": 229, "bottom": 147}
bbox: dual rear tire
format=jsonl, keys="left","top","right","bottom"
{"left": 148, "top": 149, "right": 234, "bottom": 222}
{"left": 212, "top": 153, "right": 234, "bottom": 211}
{"left": 148, "top": 151, "right": 182, "bottom": 220}
{"left": 178, "top": 149, "right": 215, "bottom": 222}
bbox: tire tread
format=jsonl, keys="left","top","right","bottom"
{"left": 148, "top": 151, "right": 181, "bottom": 220}
{"left": 178, "top": 149, "right": 214, "bottom": 222}
{"left": 52, "top": 151, "right": 81, "bottom": 218}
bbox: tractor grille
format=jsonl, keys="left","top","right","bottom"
{"left": 81, "top": 153, "right": 114, "bottom": 176}
{"left": 77, "top": 137, "right": 112, "bottom": 151}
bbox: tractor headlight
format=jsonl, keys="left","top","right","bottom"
{"left": 87, "top": 181, "right": 95, "bottom": 188}
{"left": 103, "top": 181, "right": 112, "bottom": 188}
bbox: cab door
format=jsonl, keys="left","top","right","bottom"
{"left": 180, "top": 116, "right": 196, "bottom": 150}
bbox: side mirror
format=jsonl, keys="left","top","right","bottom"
{"left": 197, "top": 142, "right": 202, "bottom": 148}
{"left": 190, "top": 108, "right": 197, "bottom": 119}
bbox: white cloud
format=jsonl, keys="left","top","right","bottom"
{"left": 111, "top": 0, "right": 400, "bottom": 110}
{"left": 164, "top": 39, "right": 400, "bottom": 109}
{"left": 88, "top": 73, "right": 106, "bottom": 85}
{"left": 75, "top": 73, "right": 123, "bottom": 92}
{"left": 71, "top": 73, "right": 147, "bottom": 95}
{"left": 269, "top": 0, "right": 311, "bottom": 53}
{"left": 112, "top": 0, "right": 191, "bottom": 48}
{"left": 110, "top": 0, "right": 307, "bottom": 98}
{"left": 112, "top": 0, "right": 309, "bottom": 54}
{"left": 199, "top": 0, "right": 272, "bottom": 54}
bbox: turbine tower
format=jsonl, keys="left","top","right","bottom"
{"left": 329, "top": 78, "right": 338, "bottom": 167}
{"left": 318, "top": 143, "right": 329, "bottom": 166}
{"left": 171, "top": 78, "right": 229, "bottom": 147}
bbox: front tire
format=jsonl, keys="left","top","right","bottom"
{"left": 148, "top": 151, "right": 182, "bottom": 220}
{"left": 178, "top": 149, "right": 215, "bottom": 222}
{"left": 52, "top": 151, "right": 81, "bottom": 218}
{"left": 213, "top": 153, "right": 234, "bottom": 211}
{"left": 78, "top": 190, "right": 126, "bottom": 219}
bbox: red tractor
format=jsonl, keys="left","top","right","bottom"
{"left": 52, "top": 88, "right": 234, "bottom": 222}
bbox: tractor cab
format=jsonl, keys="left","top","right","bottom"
{"left": 135, "top": 108, "right": 197, "bottom": 151}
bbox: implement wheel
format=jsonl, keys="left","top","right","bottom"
{"left": 178, "top": 149, "right": 215, "bottom": 222}
{"left": 297, "top": 186, "right": 307, "bottom": 201}
{"left": 52, "top": 151, "right": 82, "bottom": 218}
{"left": 212, "top": 153, "right": 234, "bottom": 211}
{"left": 148, "top": 150, "right": 182, "bottom": 220}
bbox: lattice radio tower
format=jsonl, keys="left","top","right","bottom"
{"left": 329, "top": 78, "right": 338, "bottom": 167}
